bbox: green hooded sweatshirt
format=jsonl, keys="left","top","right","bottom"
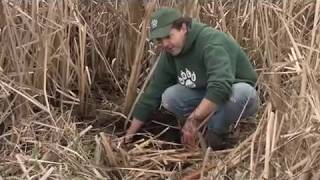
{"left": 133, "top": 21, "right": 257, "bottom": 122}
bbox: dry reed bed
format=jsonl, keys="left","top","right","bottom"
{"left": 0, "top": 0, "right": 319, "bottom": 179}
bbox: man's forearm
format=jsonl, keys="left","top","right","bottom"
{"left": 190, "top": 98, "right": 217, "bottom": 123}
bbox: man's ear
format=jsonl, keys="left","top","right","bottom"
{"left": 181, "top": 23, "right": 188, "bottom": 33}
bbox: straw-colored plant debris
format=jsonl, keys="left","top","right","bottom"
{"left": 0, "top": 0, "right": 319, "bottom": 179}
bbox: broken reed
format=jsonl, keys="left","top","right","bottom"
{"left": 0, "top": 0, "right": 319, "bottom": 179}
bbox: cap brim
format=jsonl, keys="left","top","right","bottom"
{"left": 150, "top": 24, "right": 171, "bottom": 40}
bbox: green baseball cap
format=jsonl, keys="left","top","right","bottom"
{"left": 150, "top": 8, "right": 182, "bottom": 40}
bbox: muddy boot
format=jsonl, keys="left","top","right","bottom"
{"left": 205, "top": 129, "right": 233, "bottom": 150}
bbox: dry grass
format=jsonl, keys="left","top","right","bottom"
{"left": 0, "top": 0, "right": 319, "bottom": 179}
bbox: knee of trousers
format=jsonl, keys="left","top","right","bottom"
{"left": 230, "top": 83, "right": 258, "bottom": 104}
{"left": 161, "top": 86, "right": 187, "bottom": 117}
{"left": 229, "top": 83, "right": 260, "bottom": 117}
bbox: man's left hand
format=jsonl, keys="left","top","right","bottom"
{"left": 181, "top": 116, "right": 199, "bottom": 149}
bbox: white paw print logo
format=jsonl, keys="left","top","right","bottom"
{"left": 151, "top": 19, "right": 158, "bottom": 30}
{"left": 178, "top": 68, "right": 197, "bottom": 88}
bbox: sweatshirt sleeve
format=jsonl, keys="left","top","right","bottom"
{"left": 132, "top": 53, "right": 176, "bottom": 123}
{"left": 203, "top": 45, "right": 234, "bottom": 105}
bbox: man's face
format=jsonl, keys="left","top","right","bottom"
{"left": 156, "top": 23, "right": 187, "bottom": 56}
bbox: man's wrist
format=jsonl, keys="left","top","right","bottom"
{"left": 188, "top": 112, "right": 202, "bottom": 126}
{"left": 193, "top": 111, "right": 202, "bottom": 120}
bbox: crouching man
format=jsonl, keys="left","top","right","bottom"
{"left": 124, "top": 8, "right": 259, "bottom": 150}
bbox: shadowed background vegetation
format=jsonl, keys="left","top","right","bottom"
{"left": 0, "top": 0, "right": 319, "bottom": 179}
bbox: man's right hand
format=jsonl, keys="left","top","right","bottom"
{"left": 122, "top": 118, "right": 144, "bottom": 144}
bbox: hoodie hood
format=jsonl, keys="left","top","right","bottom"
{"left": 179, "top": 21, "right": 208, "bottom": 55}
